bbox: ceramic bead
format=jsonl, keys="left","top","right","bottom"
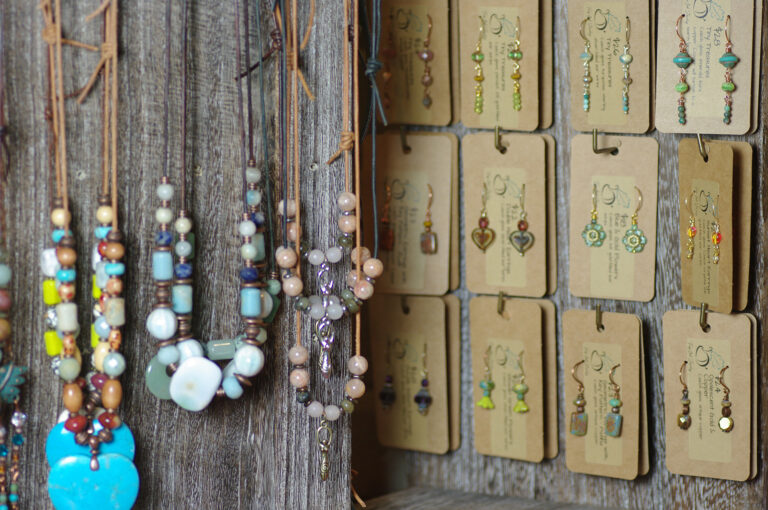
{"left": 222, "top": 376, "right": 244, "bottom": 399}
{"left": 57, "top": 247, "right": 77, "bottom": 266}
{"left": 337, "top": 192, "right": 356, "bottom": 211}
{"left": 324, "top": 405, "right": 341, "bottom": 421}
{"left": 245, "top": 167, "right": 262, "bottom": 183}
{"left": 104, "top": 298, "right": 126, "bottom": 327}
{"left": 308, "top": 401, "right": 324, "bottom": 418}
{"left": 155, "top": 207, "right": 173, "bottom": 224}
{"left": 239, "top": 220, "right": 257, "bottom": 237}
{"left": 283, "top": 276, "right": 303, "bottom": 296}
{"left": 174, "top": 217, "right": 192, "bottom": 234}
{"left": 103, "top": 352, "right": 126, "bottom": 377}
{"left": 56, "top": 303, "right": 79, "bottom": 332}
{"left": 43, "top": 279, "right": 61, "bottom": 306}
{"left": 276, "top": 247, "right": 298, "bottom": 268}
{"left": 350, "top": 247, "right": 371, "bottom": 265}
{"left": 92, "top": 342, "right": 111, "bottom": 371}
{"left": 345, "top": 379, "right": 365, "bottom": 399}
{"left": 240, "top": 288, "right": 262, "bottom": 317}
{"left": 326, "top": 247, "right": 342, "bottom": 263}
{"left": 96, "top": 206, "right": 114, "bottom": 224}
{"left": 157, "top": 345, "right": 180, "bottom": 366}
{"left": 338, "top": 215, "right": 357, "bottom": 233}
{"left": 233, "top": 345, "right": 265, "bottom": 377}
{"left": 156, "top": 183, "right": 174, "bottom": 200}
{"left": 146, "top": 308, "right": 178, "bottom": 340}
{"left": 348, "top": 355, "right": 368, "bottom": 375}
{"left": 177, "top": 339, "right": 204, "bottom": 364}
{"left": 41, "top": 248, "right": 61, "bottom": 277}
{"left": 363, "top": 258, "right": 383, "bottom": 278}
{"left": 169, "top": 357, "right": 222, "bottom": 412}
{"left": 308, "top": 249, "right": 325, "bottom": 266}
{"left": 104, "top": 242, "right": 125, "bottom": 260}
{"left": 290, "top": 369, "right": 309, "bottom": 388}
{"left": 288, "top": 345, "right": 309, "bottom": 365}
{"left": 51, "top": 208, "right": 71, "bottom": 227}
{"left": 172, "top": 285, "right": 193, "bottom": 314}
{"left": 152, "top": 251, "right": 173, "bottom": 281}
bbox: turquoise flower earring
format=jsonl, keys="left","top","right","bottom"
{"left": 582, "top": 184, "right": 606, "bottom": 247}
{"left": 622, "top": 186, "right": 647, "bottom": 253}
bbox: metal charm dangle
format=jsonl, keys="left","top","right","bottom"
{"left": 620, "top": 17, "right": 633, "bottom": 114}
{"left": 316, "top": 420, "right": 333, "bottom": 481}
{"left": 673, "top": 14, "right": 693, "bottom": 125}
{"left": 711, "top": 201, "right": 722, "bottom": 264}
{"left": 582, "top": 183, "right": 606, "bottom": 247}
{"left": 471, "top": 183, "right": 496, "bottom": 252}
{"left": 684, "top": 191, "right": 697, "bottom": 259}
{"left": 717, "top": 366, "right": 733, "bottom": 432}
{"left": 476, "top": 345, "right": 495, "bottom": 410}
{"left": 579, "top": 17, "right": 593, "bottom": 112}
{"left": 413, "top": 344, "right": 433, "bottom": 415}
{"left": 719, "top": 15, "right": 739, "bottom": 124}
{"left": 509, "top": 184, "right": 534, "bottom": 255}
{"left": 570, "top": 360, "right": 588, "bottom": 436}
{"left": 622, "top": 186, "right": 647, "bottom": 254}
{"left": 508, "top": 16, "right": 522, "bottom": 111}
{"left": 471, "top": 16, "right": 485, "bottom": 114}
{"left": 677, "top": 361, "right": 692, "bottom": 430}
{"left": 420, "top": 184, "right": 438, "bottom": 254}
{"left": 416, "top": 14, "right": 434, "bottom": 108}
{"left": 313, "top": 262, "right": 337, "bottom": 378}
{"left": 604, "top": 364, "right": 623, "bottom": 437}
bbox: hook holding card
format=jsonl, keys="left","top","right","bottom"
{"left": 400, "top": 295, "right": 410, "bottom": 315}
{"left": 497, "top": 291, "right": 505, "bottom": 316}
{"left": 595, "top": 304, "right": 604, "bottom": 331}
{"left": 494, "top": 126, "right": 507, "bottom": 154}
{"left": 699, "top": 302, "right": 710, "bottom": 332}
{"left": 400, "top": 125, "right": 411, "bottom": 154}
{"left": 592, "top": 129, "right": 618, "bottom": 155}
{"left": 696, "top": 133, "right": 708, "bottom": 163}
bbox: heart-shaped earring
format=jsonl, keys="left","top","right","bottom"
{"left": 471, "top": 183, "right": 496, "bottom": 252}
{"left": 509, "top": 183, "right": 534, "bottom": 256}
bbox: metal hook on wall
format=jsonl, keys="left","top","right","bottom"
{"left": 595, "top": 304, "right": 604, "bottom": 331}
{"left": 494, "top": 126, "right": 507, "bottom": 154}
{"left": 696, "top": 133, "right": 708, "bottom": 163}
{"left": 592, "top": 129, "right": 618, "bottom": 155}
{"left": 699, "top": 302, "right": 710, "bottom": 332}
{"left": 497, "top": 291, "right": 505, "bottom": 316}
{"left": 400, "top": 125, "right": 411, "bottom": 154}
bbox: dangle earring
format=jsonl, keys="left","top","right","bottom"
{"left": 509, "top": 184, "right": 534, "bottom": 255}
{"left": 570, "top": 360, "right": 588, "bottom": 436}
{"left": 379, "top": 183, "right": 394, "bottom": 251}
{"left": 620, "top": 16, "right": 633, "bottom": 114}
{"left": 677, "top": 361, "right": 692, "bottom": 430}
{"left": 718, "top": 366, "right": 733, "bottom": 432}
{"left": 420, "top": 184, "right": 438, "bottom": 254}
{"left": 605, "top": 364, "right": 623, "bottom": 437}
{"left": 673, "top": 14, "right": 693, "bottom": 125}
{"left": 471, "top": 16, "right": 485, "bottom": 114}
{"left": 417, "top": 14, "right": 434, "bottom": 108}
{"left": 711, "top": 200, "right": 721, "bottom": 264}
{"left": 476, "top": 345, "right": 496, "bottom": 410}
{"left": 622, "top": 186, "right": 647, "bottom": 253}
{"left": 513, "top": 351, "right": 529, "bottom": 413}
{"left": 684, "top": 191, "right": 697, "bottom": 259}
{"left": 582, "top": 184, "right": 606, "bottom": 247}
{"left": 471, "top": 182, "right": 496, "bottom": 252}
{"left": 378, "top": 339, "right": 398, "bottom": 410}
{"left": 508, "top": 16, "right": 522, "bottom": 111}
{"left": 380, "top": 15, "right": 396, "bottom": 110}
{"left": 579, "top": 17, "right": 593, "bottom": 112}
{"left": 414, "top": 344, "right": 433, "bottom": 415}
{"left": 719, "top": 15, "right": 739, "bottom": 124}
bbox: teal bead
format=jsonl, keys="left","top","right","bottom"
{"left": 725, "top": 105, "right": 731, "bottom": 112}
{"left": 206, "top": 339, "right": 236, "bottom": 361}
{"left": 251, "top": 233, "right": 266, "bottom": 262}
{"left": 0, "top": 264, "right": 10, "bottom": 287}
{"left": 105, "top": 262, "right": 125, "bottom": 276}
{"left": 94, "top": 225, "right": 112, "bottom": 239}
{"left": 609, "top": 398, "right": 622, "bottom": 408}
{"left": 266, "top": 279, "right": 281, "bottom": 296}
{"left": 240, "top": 288, "right": 262, "bottom": 317}
{"left": 719, "top": 52, "right": 739, "bottom": 68}
{"left": 52, "top": 229, "right": 69, "bottom": 243}
{"left": 56, "top": 268, "right": 76, "bottom": 282}
{"left": 157, "top": 345, "right": 180, "bottom": 365}
{"left": 152, "top": 250, "right": 173, "bottom": 281}
{"left": 222, "top": 376, "right": 244, "bottom": 399}
{"left": 48, "top": 454, "right": 139, "bottom": 510}
{"left": 580, "top": 51, "right": 592, "bottom": 62}
{"left": 619, "top": 53, "right": 633, "bottom": 65}
{"left": 246, "top": 190, "right": 261, "bottom": 206}
{"left": 172, "top": 284, "right": 193, "bottom": 314}
{"left": 673, "top": 51, "right": 693, "bottom": 68}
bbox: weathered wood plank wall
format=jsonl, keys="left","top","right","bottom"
{"left": 5, "top": 0, "right": 352, "bottom": 508}
{"left": 353, "top": 1, "right": 768, "bottom": 510}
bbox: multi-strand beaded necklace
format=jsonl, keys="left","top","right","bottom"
{"left": 0, "top": 12, "right": 28, "bottom": 507}
{"left": 145, "top": 0, "right": 279, "bottom": 411}
{"left": 40, "top": 1, "right": 138, "bottom": 508}
{"left": 279, "top": 0, "right": 383, "bottom": 480}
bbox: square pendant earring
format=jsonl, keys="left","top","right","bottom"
{"left": 582, "top": 183, "right": 606, "bottom": 247}
{"left": 476, "top": 345, "right": 496, "bottom": 410}
{"left": 570, "top": 360, "right": 588, "bottom": 436}
{"left": 509, "top": 184, "right": 534, "bottom": 255}
{"left": 677, "top": 361, "right": 692, "bottom": 429}
{"left": 605, "top": 364, "right": 623, "bottom": 437}
{"left": 673, "top": 14, "right": 693, "bottom": 124}
{"left": 622, "top": 186, "right": 647, "bottom": 253}
{"left": 719, "top": 15, "right": 739, "bottom": 124}
{"left": 620, "top": 16, "right": 632, "bottom": 114}
{"left": 420, "top": 184, "right": 438, "bottom": 254}
{"left": 579, "top": 17, "right": 593, "bottom": 112}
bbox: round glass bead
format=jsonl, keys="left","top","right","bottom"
{"left": 157, "top": 345, "right": 180, "bottom": 366}
{"left": 233, "top": 345, "right": 264, "bottom": 377}
{"left": 239, "top": 220, "right": 257, "bottom": 237}
{"left": 240, "top": 267, "right": 259, "bottom": 282}
{"left": 175, "top": 241, "right": 193, "bottom": 258}
{"left": 174, "top": 217, "right": 192, "bottom": 234}
{"left": 241, "top": 244, "right": 257, "bottom": 260}
{"left": 156, "top": 184, "right": 174, "bottom": 200}
{"left": 103, "top": 352, "right": 126, "bottom": 377}
{"left": 146, "top": 308, "right": 178, "bottom": 340}
{"left": 174, "top": 263, "right": 193, "bottom": 279}
{"left": 222, "top": 376, "right": 244, "bottom": 399}
{"left": 155, "top": 208, "right": 173, "bottom": 224}
{"left": 58, "top": 357, "right": 81, "bottom": 382}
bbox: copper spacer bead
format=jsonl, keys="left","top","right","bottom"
{"left": 75, "top": 432, "right": 89, "bottom": 445}
{"left": 97, "top": 195, "right": 111, "bottom": 206}
{"left": 245, "top": 324, "right": 261, "bottom": 338}
{"left": 58, "top": 236, "right": 76, "bottom": 249}
{"left": 216, "top": 388, "right": 226, "bottom": 398}
{"left": 53, "top": 197, "right": 64, "bottom": 208}
{"left": 106, "top": 230, "right": 124, "bottom": 243}
{"left": 235, "top": 374, "right": 252, "bottom": 387}
{"left": 98, "top": 429, "right": 113, "bottom": 443}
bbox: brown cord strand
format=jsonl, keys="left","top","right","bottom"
{"left": 352, "top": 0, "right": 361, "bottom": 357}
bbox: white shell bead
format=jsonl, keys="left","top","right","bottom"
{"left": 326, "top": 247, "right": 342, "bottom": 263}
{"left": 308, "top": 401, "right": 324, "bottom": 418}
{"left": 308, "top": 249, "right": 325, "bottom": 266}
{"left": 324, "top": 405, "right": 341, "bottom": 421}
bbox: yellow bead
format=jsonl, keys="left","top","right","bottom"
{"left": 91, "top": 324, "right": 100, "bottom": 348}
{"left": 43, "top": 279, "right": 61, "bottom": 306}
{"left": 50, "top": 208, "right": 70, "bottom": 227}
{"left": 423, "top": 220, "right": 432, "bottom": 228}
{"left": 96, "top": 206, "right": 114, "bottom": 224}
{"left": 92, "top": 274, "right": 102, "bottom": 299}
{"left": 511, "top": 72, "right": 521, "bottom": 80}
{"left": 92, "top": 342, "right": 111, "bottom": 371}
{"left": 45, "top": 330, "right": 63, "bottom": 357}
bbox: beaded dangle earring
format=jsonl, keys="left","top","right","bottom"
{"left": 677, "top": 361, "right": 692, "bottom": 430}
{"left": 605, "top": 364, "right": 623, "bottom": 437}
{"left": 476, "top": 345, "right": 495, "bottom": 410}
{"left": 508, "top": 16, "right": 522, "bottom": 111}
{"left": 711, "top": 200, "right": 722, "bottom": 264}
{"left": 719, "top": 15, "right": 739, "bottom": 124}
{"left": 718, "top": 366, "right": 733, "bottom": 432}
{"left": 378, "top": 339, "right": 398, "bottom": 410}
{"left": 417, "top": 14, "right": 434, "bottom": 108}
{"left": 379, "top": 183, "right": 394, "bottom": 251}
{"left": 673, "top": 14, "right": 693, "bottom": 125}
{"left": 570, "top": 360, "right": 588, "bottom": 436}
{"left": 513, "top": 351, "right": 529, "bottom": 414}
{"left": 471, "top": 183, "right": 495, "bottom": 252}
{"left": 684, "top": 191, "right": 697, "bottom": 259}
{"left": 582, "top": 184, "right": 606, "bottom": 247}
{"left": 509, "top": 183, "right": 534, "bottom": 256}
{"left": 471, "top": 16, "right": 485, "bottom": 114}
{"left": 579, "top": 17, "right": 593, "bottom": 112}
{"left": 414, "top": 344, "right": 433, "bottom": 415}
{"left": 620, "top": 17, "right": 633, "bottom": 114}
{"left": 420, "top": 184, "right": 438, "bottom": 254}
{"left": 622, "top": 186, "right": 647, "bottom": 254}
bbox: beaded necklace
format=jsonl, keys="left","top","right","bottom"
{"left": 280, "top": 0, "right": 383, "bottom": 481}
{"left": 145, "top": 0, "right": 280, "bottom": 411}
{"left": 40, "top": 2, "right": 138, "bottom": 508}
{"left": 0, "top": 7, "right": 29, "bottom": 506}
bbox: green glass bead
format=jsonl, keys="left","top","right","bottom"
{"left": 471, "top": 52, "right": 484, "bottom": 62}
{"left": 346, "top": 299, "right": 360, "bottom": 314}
{"left": 675, "top": 82, "right": 689, "bottom": 93}
{"left": 338, "top": 235, "right": 354, "bottom": 248}
{"left": 266, "top": 279, "right": 282, "bottom": 296}
{"left": 341, "top": 399, "right": 355, "bottom": 413}
{"left": 295, "top": 296, "right": 310, "bottom": 311}
{"left": 513, "top": 383, "right": 528, "bottom": 394}
{"left": 725, "top": 105, "right": 732, "bottom": 112}
{"left": 609, "top": 398, "right": 622, "bottom": 408}
{"left": 9, "top": 484, "right": 17, "bottom": 492}
{"left": 341, "top": 288, "right": 354, "bottom": 301}
{"left": 513, "top": 399, "right": 529, "bottom": 413}
{"left": 721, "top": 81, "right": 735, "bottom": 92}
{"left": 678, "top": 106, "right": 685, "bottom": 112}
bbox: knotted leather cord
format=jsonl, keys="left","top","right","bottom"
{"left": 326, "top": 0, "right": 353, "bottom": 174}
{"left": 234, "top": 0, "right": 248, "bottom": 210}
{"left": 288, "top": 0, "right": 302, "bottom": 346}
{"left": 352, "top": 0, "right": 362, "bottom": 358}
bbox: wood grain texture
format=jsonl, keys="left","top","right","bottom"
{"left": 4, "top": 0, "right": 351, "bottom": 508}
{"left": 353, "top": 1, "right": 768, "bottom": 510}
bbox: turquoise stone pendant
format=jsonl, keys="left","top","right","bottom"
{"left": 46, "top": 421, "right": 136, "bottom": 465}
{"left": 605, "top": 412, "right": 623, "bottom": 437}
{"left": 581, "top": 219, "right": 606, "bottom": 247}
{"left": 145, "top": 355, "right": 172, "bottom": 400}
{"left": 570, "top": 411, "right": 588, "bottom": 436}
{"left": 49, "top": 453, "right": 139, "bottom": 510}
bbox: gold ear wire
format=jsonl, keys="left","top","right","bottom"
{"left": 571, "top": 359, "right": 585, "bottom": 390}
{"left": 608, "top": 364, "right": 621, "bottom": 390}
{"left": 633, "top": 186, "right": 643, "bottom": 215}
{"left": 719, "top": 365, "right": 730, "bottom": 395}
{"left": 679, "top": 360, "right": 688, "bottom": 390}
{"left": 579, "top": 17, "right": 590, "bottom": 42}
{"left": 675, "top": 14, "right": 686, "bottom": 46}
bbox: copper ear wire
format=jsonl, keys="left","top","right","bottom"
{"left": 679, "top": 360, "right": 688, "bottom": 390}
{"left": 571, "top": 359, "right": 585, "bottom": 391}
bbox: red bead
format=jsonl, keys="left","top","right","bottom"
{"left": 0, "top": 290, "right": 10, "bottom": 312}
{"left": 64, "top": 415, "right": 88, "bottom": 433}
{"left": 76, "top": 377, "right": 87, "bottom": 389}
{"left": 91, "top": 373, "right": 107, "bottom": 390}
{"left": 517, "top": 220, "right": 528, "bottom": 231}
{"left": 98, "top": 241, "right": 108, "bottom": 257}
{"left": 479, "top": 218, "right": 489, "bottom": 229}
{"left": 713, "top": 232, "right": 722, "bottom": 244}
{"left": 98, "top": 411, "right": 121, "bottom": 430}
